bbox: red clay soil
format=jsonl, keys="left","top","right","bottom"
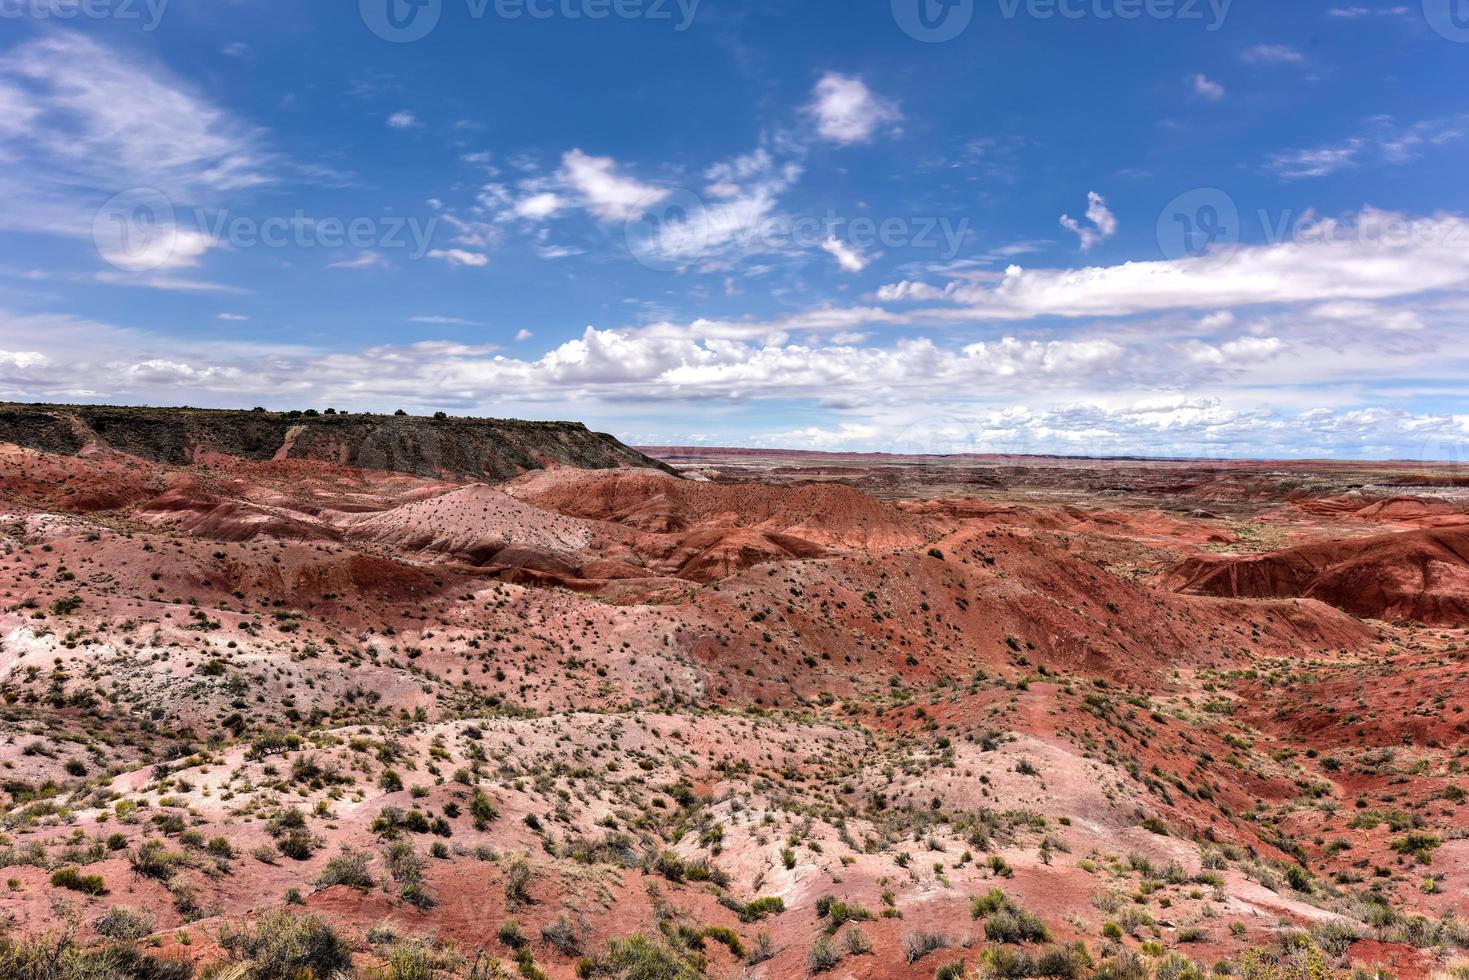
{"left": 2, "top": 441, "right": 1468, "bottom": 978}
{"left": 1165, "top": 524, "right": 1469, "bottom": 625}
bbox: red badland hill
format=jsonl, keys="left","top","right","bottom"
{"left": 0, "top": 415, "right": 1465, "bottom": 978}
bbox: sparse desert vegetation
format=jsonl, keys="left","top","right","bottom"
{"left": 0, "top": 412, "right": 1465, "bottom": 977}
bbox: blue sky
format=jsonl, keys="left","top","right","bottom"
{"left": 1, "top": 0, "right": 1468, "bottom": 458}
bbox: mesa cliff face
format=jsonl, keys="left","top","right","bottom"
{"left": 0, "top": 402, "right": 673, "bottom": 480}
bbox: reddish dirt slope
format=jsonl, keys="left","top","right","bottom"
{"left": 1165, "top": 524, "right": 1469, "bottom": 625}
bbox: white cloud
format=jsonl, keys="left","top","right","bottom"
{"left": 328, "top": 251, "right": 389, "bottom": 270}
{"left": 0, "top": 350, "right": 50, "bottom": 371}
{"left": 514, "top": 192, "right": 564, "bottom": 220}
{"left": 515, "top": 329, "right": 534, "bottom": 342}
{"left": 559, "top": 149, "right": 668, "bottom": 222}
{"left": 0, "top": 31, "right": 270, "bottom": 287}
{"left": 1267, "top": 116, "right": 1465, "bottom": 179}
{"left": 217, "top": 313, "right": 249, "bottom": 321}
{"left": 1192, "top": 74, "right": 1227, "bottom": 100}
{"left": 1327, "top": 5, "right": 1411, "bottom": 17}
{"left": 1059, "top": 192, "right": 1117, "bottom": 252}
{"left": 1309, "top": 300, "right": 1424, "bottom": 332}
{"left": 410, "top": 315, "right": 483, "bottom": 326}
{"left": 883, "top": 209, "right": 1469, "bottom": 320}
{"left": 1240, "top": 44, "right": 1306, "bottom": 65}
{"left": 4, "top": 304, "right": 1469, "bottom": 459}
{"left": 624, "top": 151, "right": 802, "bottom": 270}
{"left": 1186, "top": 336, "right": 1285, "bottom": 365}
{"left": 428, "top": 248, "right": 489, "bottom": 267}
{"left": 96, "top": 227, "right": 216, "bottom": 273}
{"left": 386, "top": 110, "right": 421, "bottom": 130}
{"left": 821, "top": 237, "right": 873, "bottom": 273}
{"left": 805, "top": 73, "right": 901, "bottom": 145}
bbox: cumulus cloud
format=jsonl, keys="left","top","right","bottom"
{"left": 882, "top": 208, "right": 1469, "bottom": 319}
{"left": 386, "top": 110, "right": 421, "bottom": 129}
{"left": 558, "top": 149, "right": 668, "bottom": 222}
{"left": 514, "top": 192, "right": 563, "bottom": 220}
{"left": 805, "top": 73, "right": 901, "bottom": 145}
{"left": 1059, "top": 192, "right": 1117, "bottom": 252}
{"left": 1192, "top": 74, "right": 1226, "bottom": 100}
{"left": 3, "top": 303, "right": 1469, "bottom": 458}
{"left": 821, "top": 236, "right": 873, "bottom": 272}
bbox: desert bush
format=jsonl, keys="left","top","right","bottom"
{"left": 0, "top": 928, "right": 189, "bottom": 980}
{"left": 317, "top": 846, "right": 375, "bottom": 890}
{"left": 986, "top": 907, "right": 1051, "bottom": 944}
{"left": 128, "top": 840, "right": 179, "bottom": 881}
{"left": 807, "top": 935, "right": 842, "bottom": 973}
{"left": 842, "top": 927, "right": 873, "bottom": 955}
{"left": 744, "top": 931, "right": 775, "bottom": 966}
{"left": 275, "top": 827, "right": 318, "bottom": 861}
{"left": 904, "top": 930, "right": 950, "bottom": 964}
{"left": 503, "top": 856, "right": 534, "bottom": 905}
{"left": 593, "top": 934, "right": 702, "bottom": 979}
{"left": 217, "top": 907, "right": 353, "bottom": 980}
{"left": 701, "top": 926, "right": 743, "bottom": 957}
{"left": 94, "top": 905, "right": 155, "bottom": 943}
{"left": 469, "top": 789, "right": 498, "bottom": 830}
{"left": 1093, "top": 951, "right": 1150, "bottom": 980}
{"left": 50, "top": 867, "right": 107, "bottom": 895}
{"left": 497, "top": 920, "right": 526, "bottom": 949}
{"left": 541, "top": 914, "right": 584, "bottom": 956}
{"left": 936, "top": 960, "right": 967, "bottom": 980}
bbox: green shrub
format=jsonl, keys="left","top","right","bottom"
{"left": 986, "top": 907, "right": 1051, "bottom": 945}
{"left": 50, "top": 866, "right": 107, "bottom": 895}
{"left": 316, "top": 846, "right": 375, "bottom": 890}
{"left": 739, "top": 895, "right": 785, "bottom": 921}
{"left": 94, "top": 905, "right": 155, "bottom": 942}
{"left": 596, "top": 934, "right": 703, "bottom": 979}
{"left": 218, "top": 907, "right": 353, "bottom": 979}
{"left": 807, "top": 935, "right": 842, "bottom": 973}
{"left": 904, "top": 931, "right": 950, "bottom": 964}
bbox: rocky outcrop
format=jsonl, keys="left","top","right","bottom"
{"left": 0, "top": 403, "right": 674, "bottom": 481}
{"left": 1165, "top": 524, "right": 1469, "bottom": 625}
